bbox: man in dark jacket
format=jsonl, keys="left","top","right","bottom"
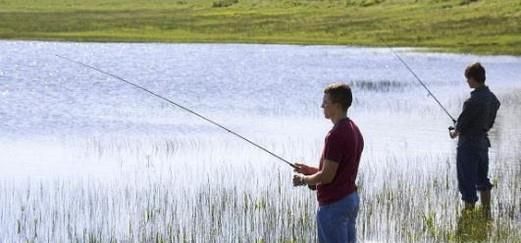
{"left": 449, "top": 62, "right": 500, "bottom": 214}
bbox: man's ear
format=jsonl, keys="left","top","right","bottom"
{"left": 335, "top": 103, "right": 343, "bottom": 112}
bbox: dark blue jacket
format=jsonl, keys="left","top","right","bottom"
{"left": 456, "top": 86, "right": 500, "bottom": 148}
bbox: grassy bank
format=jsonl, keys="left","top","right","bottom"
{"left": 0, "top": 0, "right": 520, "bottom": 54}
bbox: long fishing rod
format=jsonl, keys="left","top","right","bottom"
{"left": 56, "top": 55, "right": 297, "bottom": 169}
{"left": 385, "top": 46, "right": 457, "bottom": 124}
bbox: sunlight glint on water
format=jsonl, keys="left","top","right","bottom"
{"left": 1, "top": 41, "right": 520, "bottom": 242}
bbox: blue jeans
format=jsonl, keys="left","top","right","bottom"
{"left": 317, "top": 192, "right": 359, "bottom": 243}
{"left": 457, "top": 145, "right": 493, "bottom": 203}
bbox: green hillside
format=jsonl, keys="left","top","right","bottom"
{"left": 0, "top": 0, "right": 520, "bottom": 55}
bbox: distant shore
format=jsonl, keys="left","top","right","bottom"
{"left": 1, "top": 0, "right": 519, "bottom": 55}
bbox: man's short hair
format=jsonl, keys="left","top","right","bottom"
{"left": 324, "top": 83, "right": 352, "bottom": 112}
{"left": 465, "top": 62, "right": 486, "bottom": 84}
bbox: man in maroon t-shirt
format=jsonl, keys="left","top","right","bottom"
{"left": 293, "top": 83, "right": 364, "bottom": 243}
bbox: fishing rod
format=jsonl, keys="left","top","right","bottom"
{"left": 55, "top": 54, "right": 297, "bottom": 169}
{"left": 384, "top": 46, "right": 457, "bottom": 125}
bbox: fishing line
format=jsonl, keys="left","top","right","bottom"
{"left": 56, "top": 54, "right": 297, "bottom": 169}
{"left": 384, "top": 46, "right": 457, "bottom": 124}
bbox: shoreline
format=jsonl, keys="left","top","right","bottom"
{"left": 2, "top": 39, "right": 520, "bottom": 57}
{"left": 1, "top": 1, "right": 519, "bottom": 56}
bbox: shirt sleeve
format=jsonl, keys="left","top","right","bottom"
{"left": 324, "top": 133, "right": 344, "bottom": 163}
{"left": 456, "top": 99, "right": 480, "bottom": 133}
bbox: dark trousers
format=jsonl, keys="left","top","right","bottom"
{"left": 456, "top": 145, "right": 493, "bottom": 203}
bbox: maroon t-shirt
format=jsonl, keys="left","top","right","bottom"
{"left": 317, "top": 118, "right": 364, "bottom": 205}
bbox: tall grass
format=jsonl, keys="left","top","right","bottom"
{"left": 1, "top": 85, "right": 520, "bottom": 241}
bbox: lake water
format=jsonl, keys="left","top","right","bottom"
{"left": 1, "top": 41, "right": 520, "bottom": 242}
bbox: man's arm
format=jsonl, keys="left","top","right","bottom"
{"left": 295, "top": 159, "right": 339, "bottom": 186}
{"left": 294, "top": 163, "right": 319, "bottom": 175}
{"left": 455, "top": 99, "right": 480, "bottom": 135}
{"left": 488, "top": 97, "right": 501, "bottom": 130}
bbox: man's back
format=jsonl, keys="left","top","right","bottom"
{"left": 456, "top": 86, "right": 500, "bottom": 148}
